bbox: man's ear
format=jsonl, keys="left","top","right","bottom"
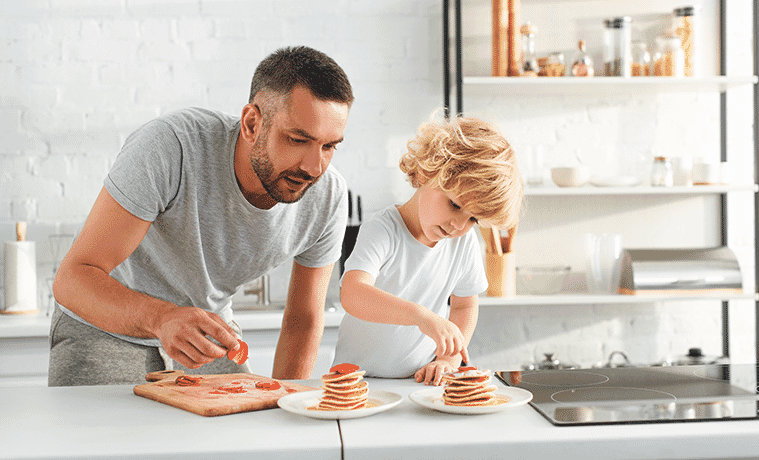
{"left": 240, "top": 103, "right": 262, "bottom": 142}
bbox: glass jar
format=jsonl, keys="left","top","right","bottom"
{"left": 520, "top": 22, "right": 539, "bottom": 77}
{"left": 631, "top": 41, "right": 650, "bottom": 76}
{"left": 651, "top": 156, "right": 674, "bottom": 187}
{"left": 542, "top": 52, "right": 565, "bottom": 77}
{"left": 603, "top": 16, "right": 631, "bottom": 77}
{"left": 571, "top": 40, "right": 594, "bottom": 77}
{"left": 674, "top": 6, "right": 698, "bottom": 77}
{"left": 653, "top": 35, "right": 684, "bottom": 77}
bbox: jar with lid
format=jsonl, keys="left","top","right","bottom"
{"left": 631, "top": 41, "right": 651, "bottom": 76}
{"left": 674, "top": 6, "right": 698, "bottom": 77}
{"left": 603, "top": 16, "right": 632, "bottom": 77}
{"left": 540, "top": 52, "right": 565, "bottom": 77}
{"left": 651, "top": 156, "right": 674, "bottom": 187}
{"left": 571, "top": 40, "right": 594, "bottom": 77}
{"left": 653, "top": 35, "right": 684, "bottom": 77}
{"left": 520, "top": 22, "right": 539, "bottom": 77}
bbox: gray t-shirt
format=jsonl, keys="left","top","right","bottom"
{"left": 61, "top": 107, "right": 348, "bottom": 347}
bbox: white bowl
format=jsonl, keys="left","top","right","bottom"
{"left": 516, "top": 265, "right": 570, "bottom": 295}
{"left": 551, "top": 166, "right": 590, "bottom": 187}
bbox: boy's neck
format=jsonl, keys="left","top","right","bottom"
{"left": 397, "top": 192, "right": 436, "bottom": 248}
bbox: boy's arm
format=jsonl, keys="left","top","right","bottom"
{"left": 340, "top": 270, "right": 467, "bottom": 359}
{"left": 414, "top": 294, "right": 479, "bottom": 385}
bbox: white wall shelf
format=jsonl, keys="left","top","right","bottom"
{"left": 461, "top": 76, "right": 758, "bottom": 97}
{"left": 480, "top": 293, "right": 759, "bottom": 307}
{"left": 525, "top": 184, "right": 758, "bottom": 196}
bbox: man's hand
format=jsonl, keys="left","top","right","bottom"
{"left": 154, "top": 305, "right": 240, "bottom": 369}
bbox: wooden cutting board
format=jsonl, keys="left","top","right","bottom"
{"left": 134, "top": 370, "right": 316, "bottom": 417}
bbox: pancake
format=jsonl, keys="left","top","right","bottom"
{"left": 442, "top": 366, "right": 500, "bottom": 407}
{"left": 316, "top": 363, "right": 369, "bottom": 411}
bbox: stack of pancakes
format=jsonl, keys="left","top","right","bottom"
{"left": 442, "top": 367, "right": 498, "bottom": 406}
{"left": 318, "top": 364, "right": 369, "bottom": 410}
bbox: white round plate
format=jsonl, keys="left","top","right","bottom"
{"left": 589, "top": 176, "right": 642, "bottom": 187}
{"left": 277, "top": 390, "right": 403, "bottom": 420}
{"left": 409, "top": 387, "right": 533, "bottom": 415}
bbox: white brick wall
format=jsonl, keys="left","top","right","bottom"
{"left": 0, "top": 0, "right": 755, "bottom": 369}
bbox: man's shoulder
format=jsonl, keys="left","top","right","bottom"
{"left": 154, "top": 107, "right": 236, "bottom": 131}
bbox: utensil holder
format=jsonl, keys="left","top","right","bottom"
{"left": 485, "top": 252, "right": 516, "bottom": 297}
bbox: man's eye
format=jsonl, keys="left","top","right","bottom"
{"left": 290, "top": 137, "right": 308, "bottom": 144}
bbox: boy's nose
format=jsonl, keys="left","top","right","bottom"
{"left": 451, "top": 215, "right": 469, "bottom": 230}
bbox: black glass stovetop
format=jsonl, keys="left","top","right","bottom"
{"left": 495, "top": 364, "right": 759, "bottom": 426}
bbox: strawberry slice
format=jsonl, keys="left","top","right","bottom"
{"left": 329, "top": 363, "right": 360, "bottom": 374}
{"left": 227, "top": 339, "right": 249, "bottom": 365}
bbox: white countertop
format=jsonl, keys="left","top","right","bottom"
{"left": 0, "top": 304, "right": 346, "bottom": 339}
{"left": 2, "top": 376, "right": 758, "bottom": 460}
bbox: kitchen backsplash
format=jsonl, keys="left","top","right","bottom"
{"left": 1, "top": 0, "right": 755, "bottom": 367}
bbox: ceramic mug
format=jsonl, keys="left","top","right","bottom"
{"left": 584, "top": 233, "right": 624, "bottom": 294}
{"left": 692, "top": 162, "right": 721, "bottom": 185}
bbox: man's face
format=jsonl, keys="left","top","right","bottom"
{"left": 249, "top": 86, "right": 349, "bottom": 203}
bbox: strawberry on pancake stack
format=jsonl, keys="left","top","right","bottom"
{"left": 442, "top": 366, "right": 499, "bottom": 406}
{"left": 318, "top": 363, "right": 369, "bottom": 410}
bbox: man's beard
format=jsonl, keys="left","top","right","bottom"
{"left": 249, "top": 128, "right": 320, "bottom": 204}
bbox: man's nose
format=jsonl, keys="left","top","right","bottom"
{"left": 300, "top": 146, "right": 325, "bottom": 178}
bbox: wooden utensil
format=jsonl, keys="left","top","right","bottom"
{"left": 492, "top": 0, "right": 507, "bottom": 76}
{"left": 479, "top": 225, "right": 501, "bottom": 254}
{"left": 502, "top": 225, "right": 517, "bottom": 253}
{"left": 491, "top": 227, "right": 503, "bottom": 255}
{"left": 507, "top": 0, "right": 521, "bottom": 76}
{"left": 133, "top": 370, "right": 316, "bottom": 417}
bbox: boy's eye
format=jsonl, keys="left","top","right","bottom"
{"left": 450, "top": 200, "right": 461, "bottom": 210}
{"left": 470, "top": 216, "right": 478, "bottom": 223}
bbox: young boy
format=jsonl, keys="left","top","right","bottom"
{"left": 333, "top": 115, "right": 523, "bottom": 386}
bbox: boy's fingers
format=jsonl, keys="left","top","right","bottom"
{"left": 460, "top": 346, "right": 470, "bottom": 365}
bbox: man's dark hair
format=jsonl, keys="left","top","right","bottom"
{"left": 249, "top": 46, "right": 354, "bottom": 106}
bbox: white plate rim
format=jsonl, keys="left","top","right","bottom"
{"left": 408, "top": 386, "right": 533, "bottom": 415}
{"left": 277, "top": 389, "right": 403, "bottom": 420}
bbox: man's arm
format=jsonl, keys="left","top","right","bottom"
{"left": 272, "top": 261, "right": 333, "bottom": 379}
{"left": 53, "top": 187, "right": 240, "bottom": 368}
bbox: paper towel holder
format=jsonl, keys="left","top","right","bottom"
{"left": 3, "top": 221, "right": 39, "bottom": 315}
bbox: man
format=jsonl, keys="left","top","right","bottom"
{"left": 49, "top": 46, "right": 353, "bottom": 386}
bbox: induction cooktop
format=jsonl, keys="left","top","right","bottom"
{"left": 495, "top": 364, "right": 759, "bottom": 426}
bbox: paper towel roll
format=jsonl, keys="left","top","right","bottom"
{"left": 3, "top": 241, "right": 39, "bottom": 314}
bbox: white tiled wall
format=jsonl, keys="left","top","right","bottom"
{"left": 1, "top": 0, "right": 755, "bottom": 369}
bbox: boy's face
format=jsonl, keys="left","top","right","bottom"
{"left": 416, "top": 183, "right": 479, "bottom": 245}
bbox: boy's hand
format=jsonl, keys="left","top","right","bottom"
{"left": 415, "top": 356, "right": 460, "bottom": 386}
{"left": 417, "top": 311, "right": 470, "bottom": 363}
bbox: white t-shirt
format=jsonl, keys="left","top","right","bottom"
{"left": 332, "top": 205, "right": 488, "bottom": 378}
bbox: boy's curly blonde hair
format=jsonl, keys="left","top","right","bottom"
{"left": 399, "top": 115, "right": 523, "bottom": 230}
